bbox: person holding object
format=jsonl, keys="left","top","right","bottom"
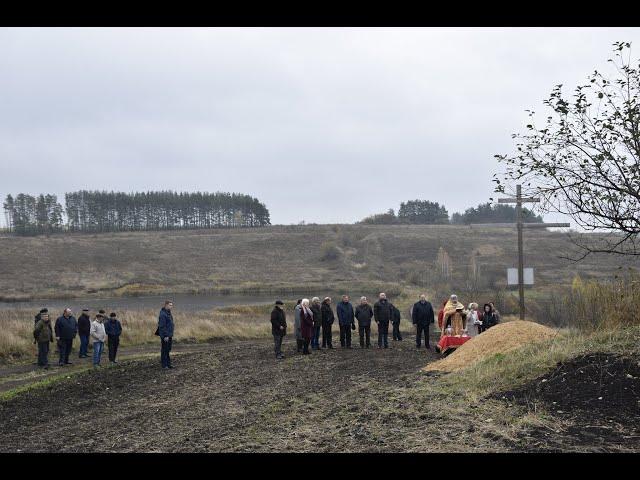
{"left": 300, "top": 299, "right": 314, "bottom": 355}
{"left": 55, "top": 308, "right": 77, "bottom": 366}
{"left": 355, "top": 296, "right": 373, "bottom": 348}
{"left": 90, "top": 313, "right": 107, "bottom": 367}
{"left": 33, "top": 312, "right": 54, "bottom": 369}
{"left": 466, "top": 303, "right": 481, "bottom": 337}
{"left": 336, "top": 294, "right": 355, "bottom": 349}
{"left": 157, "top": 300, "right": 175, "bottom": 369}
{"left": 270, "top": 300, "right": 287, "bottom": 359}
{"left": 77, "top": 308, "right": 91, "bottom": 358}
{"left": 105, "top": 312, "right": 122, "bottom": 363}
{"left": 412, "top": 294, "right": 434, "bottom": 349}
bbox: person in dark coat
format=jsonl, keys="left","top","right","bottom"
{"left": 157, "top": 300, "right": 175, "bottom": 369}
{"left": 105, "top": 312, "right": 123, "bottom": 363}
{"left": 412, "top": 294, "right": 435, "bottom": 349}
{"left": 270, "top": 300, "right": 287, "bottom": 359}
{"left": 373, "top": 293, "right": 393, "bottom": 348}
{"left": 480, "top": 303, "right": 498, "bottom": 330}
{"left": 310, "top": 297, "right": 322, "bottom": 350}
{"left": 355, "top": 296, "right": 374, "bottom": 348}
{"left": 77, "top": 308, "right": 91, "bottom": 358}
{"left": 33, "top": 312, "right": 54, "bottom": 368}
{"left": 294, "top": 299, "right": 303, "bottom": 353}
{"left": 320, "top": 297, "right": 335, "bottom": 349}
{"left": 391, "top": 303, "right": 403, "bottom": 341}
{"left": 336, "top": 294, "right": 355, "bottom": 348}
{"left": 300, "top": 299, "right": 314, "bottom": 355}
{"left": 54, "top": 308, "right": 78, "bottom": 366}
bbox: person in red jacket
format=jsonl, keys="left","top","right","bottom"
{"left": 437, "top": 299, "right": 447, "bottom": 330}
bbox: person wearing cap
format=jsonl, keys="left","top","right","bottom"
{"left": 310, "top": 297, "right": 322, "bottom": 350}
{"left": 373, "top": 293, "right": 393, "bottom": 348}
{"left": 355, "top": 296, "right": 374, "bottom": 348}
{"left": 336, "top": 294, "right": 355, "bottom": 348}
{"left": 320, "top": 297, "right": 335, "bottom": 349}
{"left": 90, "top": 313, "right": 107, "bottom": 366}
{"left": 54, "top": 308, "right": 77, "bottom": 366}
{"left": 34, "top": 308, "right": 48, "bottom": 326}
{"left": 270, "top": 300, "right": 287, "bottom": 359}
{"left": 412, "top": 294, "right": 435, "bottom": 349}
{"left": 157, "top": 300, "right": 175, "bottom": 369}
{"left": 33, "top": 312, "right": 54, "bottom": 369}
{"left": 105, "top": 312, "right": 123, "bottom": 364}
{"left": 77, "top": 308, "right": 91, "bottom": 358}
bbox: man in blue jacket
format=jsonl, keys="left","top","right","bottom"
{"left": 105, "top": 312, "right": 123, "bottom": 364}
{"left": 412, "top": 294, "right": 435, "bottom": 349}
{"left": 157, "top": 300, "right": 175, "bottom": 369}
{"left": 336, "top": 294, "right": 355, "bottom": 349}
{"left": 54, "top": 308, "right": 78, "bottom": 366}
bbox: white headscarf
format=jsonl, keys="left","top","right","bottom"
{"left": 301, "top": 298, "right": 313, "bottom": 317}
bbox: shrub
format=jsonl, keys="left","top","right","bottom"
{"left": 320, "top": 241, "right": 342, "bottom": 261}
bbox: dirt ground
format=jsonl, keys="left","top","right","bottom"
{"left": 495, "top": 353, "right": 640, "bottom": 451}
{"left": 1, "top": 335, "right": 639, "bottom": 453}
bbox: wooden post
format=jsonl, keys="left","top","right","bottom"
{"left": 516, "top": 185, "right": 525, "bottom": 320}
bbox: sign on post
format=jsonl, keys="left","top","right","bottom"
{"left": 507, "top": 268, "right": 534, "bottom": 285}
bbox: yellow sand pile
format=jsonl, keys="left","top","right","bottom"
{"left": 423, "top": 320, "right": 559, "bottom": 373}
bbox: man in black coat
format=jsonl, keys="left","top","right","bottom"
{"left": 54, "top": 308, "right": 78, "bottom": 366}
{"left": 320, "top": 297, "right": 335, "bottom": 349}
{"left": 412, "top": 294, "right": 435, "bottom": 349}
{"left": 270, "top": 300, "right": 287, "bottom": 359}
{"left": 373, "top": 293, "right": 393, "bottom": 348}
{"left": 391, "top": 304, "right": 403, "bottom": 341}
{"left": 355, "top": 296, "right": 374, "bottom": 348}
{"left": 77, "top": 308, "right": 91, "bottom": 358}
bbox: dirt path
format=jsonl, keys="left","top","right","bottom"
{"left": 0, "top": 335, "right": 454, "bottom": 452}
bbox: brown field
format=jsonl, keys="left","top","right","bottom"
{"left": 0, "top": 224, "right": 637, "bottom": 302}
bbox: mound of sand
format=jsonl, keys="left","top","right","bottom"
{"left": 423, "top": 320, "right": 559, "bottom": 373}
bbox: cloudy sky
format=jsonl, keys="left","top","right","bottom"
{"left": 1, "top": 27, "right": 639, "bottom": 226}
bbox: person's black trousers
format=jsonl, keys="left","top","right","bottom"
{"left": 59, "top": 338, "right": 73, "bottom": 364}
{"left": 416, "top": 323, "right": 430, "bottom": 347}
{"left": 160, "top": 337, "right": 172, "bottom": 368}
{"left": 273, "top": 334, "right": 284, "bottom": 357}
{"left": 108, "top": 335, "right": 120, "bottom": 362}
{"left": 322, "top": 323, "right": 333, "bottom": 348}
{"left": 296, "top": 339, "right": 304, "bottom": 352}
{"left": 392, "top": 322, "right": 402, "bottom": 340}
{"left": 302, "top": 338, "right": 311, "bottom": 354}
{"left": 339, "top": 325, "right": 352, "bottom": 347}
{"left": 378, "top": 322, "right": 389, "bottom": 348}
{"left": 37, "top": 341, "right": 50, "bottom": 366}
{"left": 359, "top": 325, "right": 371, "bottom": 347}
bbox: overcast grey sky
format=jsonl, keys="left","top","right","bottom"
{"left": 1, "top": 27, "right": 639, "bottom": 226}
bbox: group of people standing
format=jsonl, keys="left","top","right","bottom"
{"left": 270, "top": 293, "right": 437, "bottom": 359}
{"left": 32, "top": 307, "right": 123, "bottom": 369}
{"left": 437, "top": 294, "right": 501, "bottom": 337}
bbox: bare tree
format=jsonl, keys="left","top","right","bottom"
{"left": 494, "top": 42, "right": 640, "bottom": 259}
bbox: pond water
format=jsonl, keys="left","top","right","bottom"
{"left": 0, "top": 293, "right": 282, "bottom": 313}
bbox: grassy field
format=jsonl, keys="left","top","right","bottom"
{"left": 1, "top": 224, "right": 638, "bottom": 302}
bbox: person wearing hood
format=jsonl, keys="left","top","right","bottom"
{"left": 270, "top": 300, "right": 287, "bottom": 359}
{"left": 105, "top": 312, "right": 123, "bottom": 364}
{"left": 55, "top": 308, "right": 77, "bottom": 366}
{"left": 373, "top": 293, "right": 393, "bottom": 348}
{"left": 336, "top": 294, "right": 355, "bottom": 349}
{"left": 33, "top": 312, "right": 54, "bottom": 368}
{"left": 90, "top": 313, "right": 107, "bottom": 366}
{"left": 77, "top": 308, "right": 91, "bottom": 358}
{"left": 300, "top": 299, "right": 314, "bottom": 355}
{"left": 481, "top": 303, "right": 499, "bottom": 330}
{"left": 294, "top": 299, "right": 303, "bottom": 353}
{"left": 310, "top": 297, "right": 322, "bottom": 350}
{"left": 466, "top": 303, "right": 481, "bottom": 337}
{"left": 412, "top": 294, "right": 435, "bottom": 349}
{"left": 355, "top": 296, "right": 374, "bottom": 348}
{"left": 321, "top": 297, "right": 335, "bottom": 349}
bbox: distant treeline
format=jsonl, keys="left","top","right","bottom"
{"left": 3, "top": 190, "right": 270, "bottom": 235}
{"left": 359, "top": 200, "right": 542, "bottom": 225}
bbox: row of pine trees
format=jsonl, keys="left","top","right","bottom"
{"left": 3, "top": 191, "right": 271, "bottom": 235}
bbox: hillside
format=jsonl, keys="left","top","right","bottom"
{"left": 0, "top": 224, "right": 638, "bottom": 302}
